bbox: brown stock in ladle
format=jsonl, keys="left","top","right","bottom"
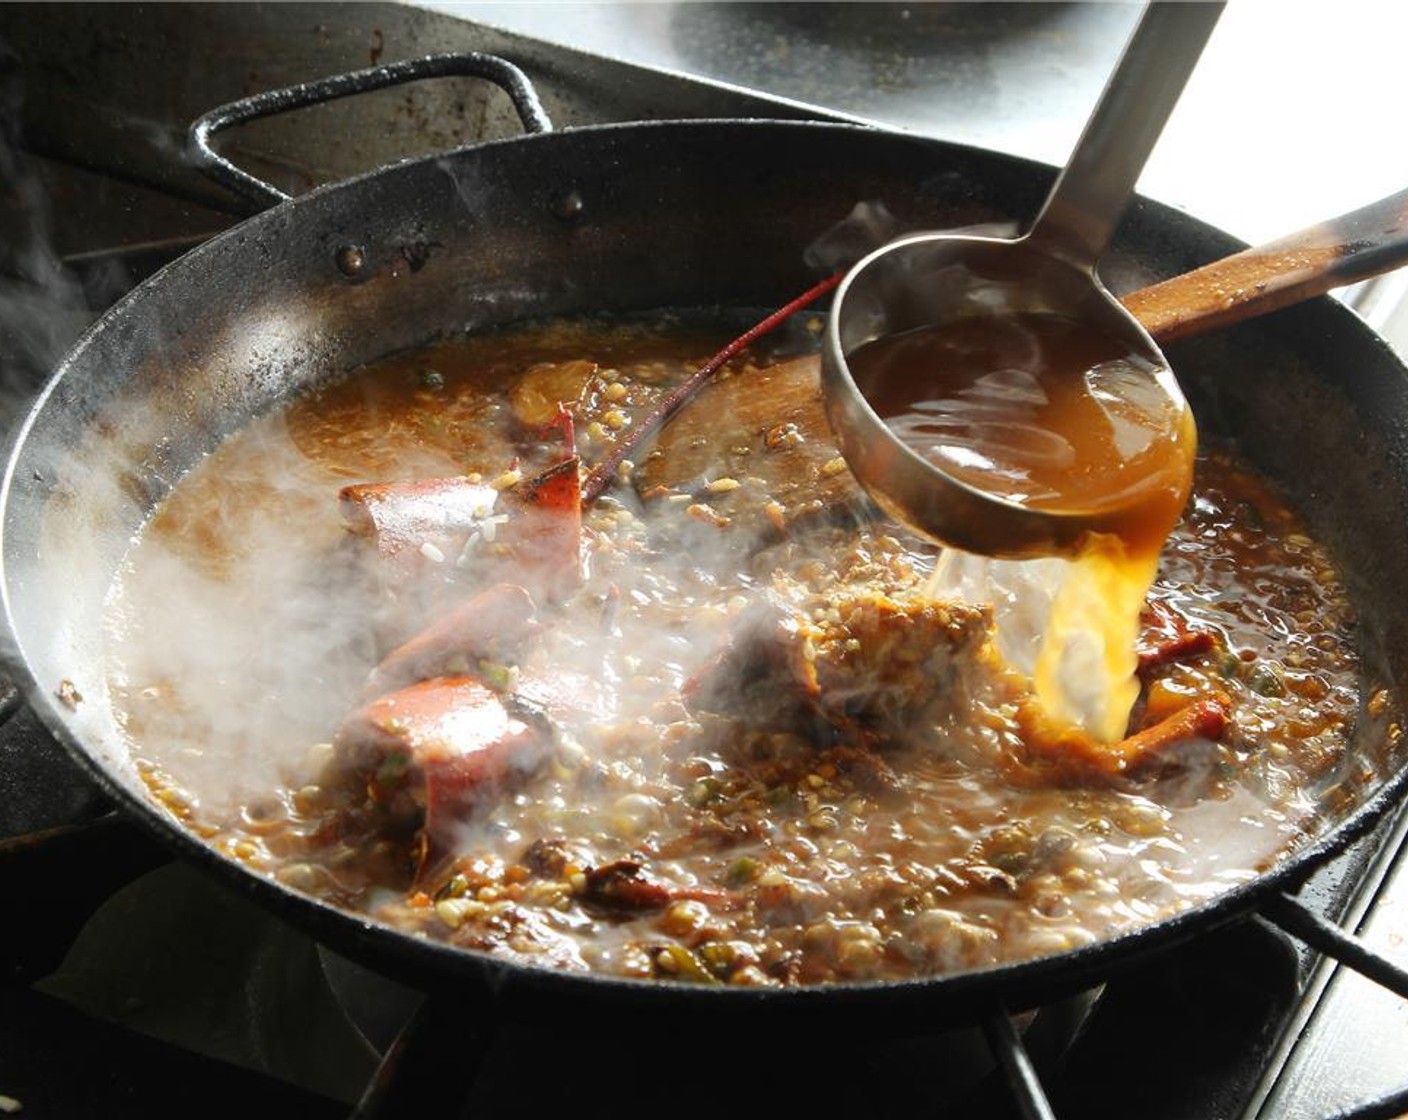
{"left": 822, "top": 181, "right": 1408, "bottom": 560}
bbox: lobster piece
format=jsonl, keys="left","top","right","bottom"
{"left": 684, "top": 588, "right": 991, "bottom": 749}
{"left": 1114, "top": 697, "right": 1230, "bottom": 771}
{"left": 339, "top": 457, "right": 584, "bottom": 634}
{"left": 333, "top": 675, "right": 551, "bottom": 862}
{"left": 364, "top": 582, "right": 540, "bottom": 699}
{"left": 334, "top": 617, "right": 622, "bottom": 875}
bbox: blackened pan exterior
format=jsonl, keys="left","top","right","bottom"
{"left": 4, "top": 120, "right": 1408, "bottom": 1028}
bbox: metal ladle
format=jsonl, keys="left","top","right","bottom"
{"left": 821, "top": 0, "right": 1225, "bottom": 559}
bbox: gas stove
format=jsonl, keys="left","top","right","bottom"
{"left": 2, "top": 5, "right": 1407, "bottom": 1118}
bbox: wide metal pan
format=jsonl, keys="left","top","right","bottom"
{"left": 4, "top": 55, "right": 1408, "bottom": 1031}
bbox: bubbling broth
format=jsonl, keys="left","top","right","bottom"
{"left": 106, "top": 313, "right": 1395, "bottom": 987}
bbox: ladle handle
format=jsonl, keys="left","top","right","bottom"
{"left": 1124, "top": 186, "right": 1408, "bottom": 344}
{"left": 1027, "top": 0, "right": 1224, "bottom": 271}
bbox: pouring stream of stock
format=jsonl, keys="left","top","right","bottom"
{"left": 912, "top": 182, "right": 1408, "bottom": 742}
{"left": 806, "top": 0, "right": 1408, "bottom": 742}
{"left": 821, "top": 0, "right": 1218, "bottom": 740}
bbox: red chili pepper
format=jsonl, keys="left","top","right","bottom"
{"left": 1137, "top": 599, "right": 1219, "bottom": 674}
{"left": 1113, "top": 697, "right": 1230, "bottom": 773}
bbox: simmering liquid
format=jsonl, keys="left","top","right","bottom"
{"left": 850, "top": 313, "right": 1197, "bottom": 740}
{"left": 104, "top": 316, "right": 1388, "bottom": 988}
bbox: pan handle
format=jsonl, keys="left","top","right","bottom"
{"left": 187, "top": 53, "right": 554, "bottom": 212}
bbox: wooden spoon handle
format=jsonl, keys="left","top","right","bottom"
{"left": 1122, "top": 187, "right": 1408, "bottom": 344}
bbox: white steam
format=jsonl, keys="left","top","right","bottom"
{"left": 0, "top": 58, "right": 95, "bottom": 418}
{"left": 104, "top": 411, "right": 378, "bottom": 811}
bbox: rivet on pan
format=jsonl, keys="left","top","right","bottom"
{"left": 335, "top": 244, "right": 368, "bottom": 278}
{"left": 553, "top": 190, "right": 585, "bottom": 222}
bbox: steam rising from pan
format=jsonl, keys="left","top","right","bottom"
{"left": 91, "top": 315, "right": 1375, "bottom": 986}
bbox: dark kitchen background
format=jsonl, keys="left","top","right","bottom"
{"left": 1, "top": 3, "right": 1406, "bottom": 1118}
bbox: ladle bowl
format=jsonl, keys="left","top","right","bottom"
{"left": 823, "top": 0, "right": 1222, "bottom": 558}
{"left": 822, "top": 230, "right": 1192, "bottom": 558}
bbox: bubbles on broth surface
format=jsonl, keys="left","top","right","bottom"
{"left": 98, "top": 314, "right": 1381, "bottom": 986}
